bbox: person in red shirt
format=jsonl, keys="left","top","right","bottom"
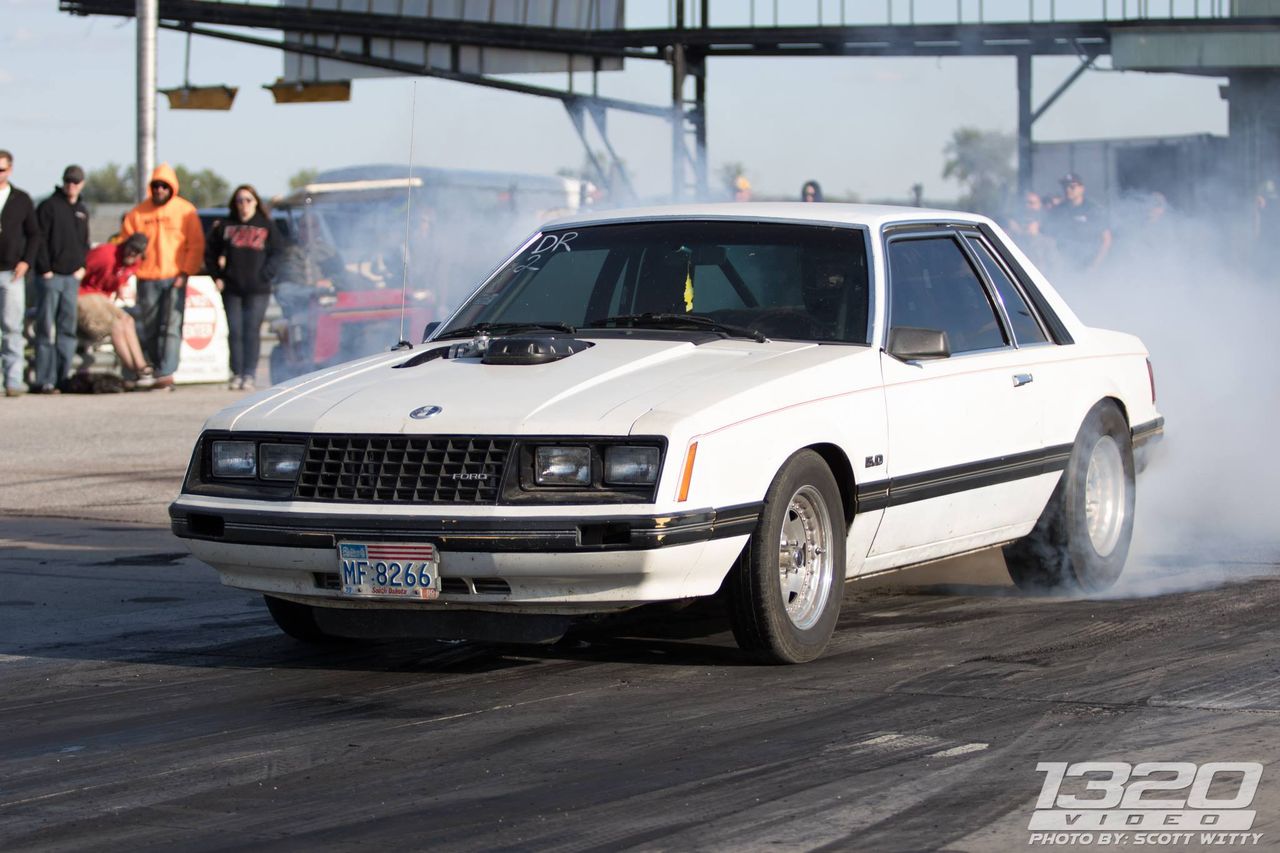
{"left": 79, "top": 234, "right": 152, "bottom": 386}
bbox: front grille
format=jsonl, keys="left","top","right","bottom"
{"left": 295, "top": 435, "right": 513, "bottom": 504}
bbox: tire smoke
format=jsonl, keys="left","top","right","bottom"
{"left": 1038, "top": 202, "right": 1280, "bottom": 597}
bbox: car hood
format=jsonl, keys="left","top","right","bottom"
{"left": 212, "top": 337, "right": 866, "bottom": 436}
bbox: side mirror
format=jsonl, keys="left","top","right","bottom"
{"left": 887, "top": 327, "right": 950, "bottom": 361}
{"left": 421, "top": 321, "right": 440, "bottom": 342}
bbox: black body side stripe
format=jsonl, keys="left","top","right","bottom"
{"left": 855, "top": 443, "right": 1072, "bottom": 511}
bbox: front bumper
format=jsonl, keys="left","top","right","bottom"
{"left": 169, "top": 497, "right": 759, "bottom": 611}
{"left": 170, "top": 499, "right": 760, "bottom": 552}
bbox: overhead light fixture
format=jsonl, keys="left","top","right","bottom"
{"left": 265, "top": 80, "right": 352, "bottom": 103}
{"left": 160, "top": 85, "right": 238, "bottom": 111}
{"left": 162, "top": 32, "right": 237, "bottom": 110}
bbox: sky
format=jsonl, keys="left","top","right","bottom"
{"left": 3, "top": 0, "right": 1229, "bottom": 206}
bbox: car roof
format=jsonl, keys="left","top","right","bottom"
{"left": 544, "top": 202, "right": 992, "bottom": 231}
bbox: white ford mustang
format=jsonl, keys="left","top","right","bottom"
{"left": 171, "top": 204, "right": 1163, "bottom": 663}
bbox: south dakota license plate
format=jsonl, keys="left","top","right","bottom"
{"left": 337, "top": 542, "right": 440, "bottom": 600}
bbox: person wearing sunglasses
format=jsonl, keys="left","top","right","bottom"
{"left": 120, "top": 164, "right": 205, "bottom": 389}
{"left": 205, "top": 184, "right": 282, "bottom": 391}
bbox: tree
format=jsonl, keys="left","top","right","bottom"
{"left": 79, "top": 163, "right": 231, "bottom": 208}
{"left": 288, "top": 168, "right": 318, "bottom": 190}
{"left": 942, "top": 128, "right": 1015, "bottom": 216}
{"left": 174, "top": 165, "right": 230, "bottom": 208}
{"left": 80, "top": 163, "right": 136, "bottom": 204}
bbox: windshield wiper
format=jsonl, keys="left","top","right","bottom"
{"left": 587, "top": 313, "right": 768, "bottom": 343}
{"left": 434, "top": 321, "right": 577, "bottom": 341}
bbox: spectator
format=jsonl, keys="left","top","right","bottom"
{"left": 77, "top": 234, "right": 153, "bottom": 387}
{"left": 121, "top": 163, "right": 205, "bottom": 389}
{"left": 1043, "top": 172, "right": 1112, "bottom": 273}
{"left": 1254, "top": 180, "right": 1280, "bottom": 273}
{"left": 272, "top": 213, "right": 347, "bottom": 322}
{"left": 800, "top": 180, "right": 824, "bottom": 203}
{"left": 0, "top": 149, "right": 39, "bottom": 397}
{"left": 377, "top": 207, "right": 445, "bottom": 307}
{"left": 1004, "top": 190, "right": 1057, "bottom": 270}
{"left": 1006, "top": 190, "right": 1044, "bottom": 238}
{"left": 33, "top": 165, "right": 90, "bottom": 394}
{"left": 205, "top": 184, "right": 282, "bottom": 391}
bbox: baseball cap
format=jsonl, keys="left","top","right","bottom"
{"left": 122, "top": 233, "right": 149, "bottom": 256}
{"left": 1060, "top": 172, "right": 1083, "bottom": 186}
{"left": 62, "top": 165, "right": 85, "bottom": 184}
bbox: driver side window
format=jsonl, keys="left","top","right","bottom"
{"left": 887, "top": 235, "right": 1008, "bottom": 354}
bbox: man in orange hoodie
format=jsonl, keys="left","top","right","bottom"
{"left": 121, "top": 164, "right": 205, "bottom": 386}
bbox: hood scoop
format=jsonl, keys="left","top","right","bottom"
{"left": 482, "top": 335, "right": 593, "bottom": 365}
{"left": 392, "top": 345, "right": 450, "bottom": 369}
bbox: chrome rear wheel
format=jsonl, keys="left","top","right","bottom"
{"left": 1004, "top": 402, "right": 1136, "bottom": 593}
{"left": 1085, "top": 435, "right": 1127, "bottom": 558}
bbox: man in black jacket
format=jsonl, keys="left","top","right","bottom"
{"left": 0, "top": 149, "right": 40, "bottom": 397}
{"left": 33, "top": 165, "right": 89, "bottom": 393}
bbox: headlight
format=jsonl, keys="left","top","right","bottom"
{"left": 534, "top": 446, "right": 592, "bottom": 486}
{"left": 211, "top": 441, "right": 256, "bottom": 478}
{"left": 260, "top": 443, "right": 305, "bottom": 481}
{"left": 604, "top": 446, "right": 660, "bottom": 485}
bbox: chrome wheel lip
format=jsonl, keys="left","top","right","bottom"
{"left": 777, "top": 484, "right": 834, "bottom": 630}
{"left": 1084, "top": 435, "right": 1126, "bottom": 557}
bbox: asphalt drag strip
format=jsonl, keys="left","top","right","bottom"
{"left": 1, "top": 517, "right": 1278, "bottom": 852}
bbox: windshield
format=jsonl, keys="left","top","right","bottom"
{"left": 442, "top": 221, "right": 872, "bottom": 344}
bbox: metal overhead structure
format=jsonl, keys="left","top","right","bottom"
{"left": 62, "top": 0, "right": 1280, "bottom": 202}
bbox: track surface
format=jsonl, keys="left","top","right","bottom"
{"left": 1, "top": 388, "right": 1277, "bottom": 851}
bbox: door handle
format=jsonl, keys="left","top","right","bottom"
{"left": 1012, "top": 373, "right": 1034, "bottom": 387}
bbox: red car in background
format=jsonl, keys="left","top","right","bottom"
{"left": 263, "top": 164, "right": 589, "bottom": 384}
{"left": 269, "top": 287, "right": 435, "bottom": 384}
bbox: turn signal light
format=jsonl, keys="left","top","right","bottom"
{"left": 677, "top": 442, "right": 698, "bottom": 502}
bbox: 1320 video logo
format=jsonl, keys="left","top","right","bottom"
{"left": 1029, "top": 762, "right": 1263, "bottom": 832}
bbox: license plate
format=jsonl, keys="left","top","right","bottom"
{"left": 337, "top": 541, "right": 440, "bottom": 600}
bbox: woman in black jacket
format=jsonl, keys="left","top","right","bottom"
{"left": 206, "top": 184, "right": 281, "bottom": 390}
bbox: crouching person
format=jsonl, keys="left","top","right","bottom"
{"left": 78, "top": 234, "right": 154, "bottom": 389}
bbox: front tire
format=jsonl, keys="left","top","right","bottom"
{"left": 727, "top": 450, "right": 845, "bottom": 664}
{"left": 1005, "top": 401, "right": 1136, "bottom": 592}
{"left": 263, "top": 595, "right": 329, "bottom": 642}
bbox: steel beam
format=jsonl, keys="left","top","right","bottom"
{"left": 167, "top": 24, "right": 672, "bottom": 118}
{"left": 1031, "top": 52, "right": 1099, "bottom": 124}
{"left": 136, "top": 0, "right": 156, "bottom": 200}
{"left": 1017, "top": 52, "right": 1032, "bottom": 195}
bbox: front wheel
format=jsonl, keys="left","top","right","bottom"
{"left": 1005, "top": 401, "right": 1136, "bottom": 592}
{"left": 727, "top": 450, "right": 845, "bottom": 664}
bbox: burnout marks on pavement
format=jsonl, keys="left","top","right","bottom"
{"left": 823, "top": 730, "right": 991, "bottom": 760}
{"left": 929, "top": 742, "right": 991, "bottom": 758}
{"left": 94, "top": 552, "right": 192, "bottom": 567}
